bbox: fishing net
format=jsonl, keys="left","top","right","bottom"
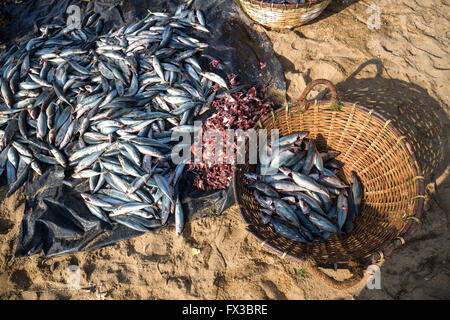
{"left": 0, "top": 0, "right": 287, "bottom": 256}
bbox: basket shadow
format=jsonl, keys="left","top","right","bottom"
{"left": 298, "top": 0, "right": 361, "bottom": 28}
{"left": 354, "top": 174, "right": 450, "bottom": 299}
{"left": 335, "top": 59, "right": 448, "bottom": 184}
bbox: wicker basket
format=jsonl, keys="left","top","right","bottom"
{"left": 232, "top": 79, "right": 425, "bottom": 289}
{"left": 235, "top": 0, "right": 332, "bottom": 29}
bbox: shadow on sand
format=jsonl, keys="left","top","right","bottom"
{"left": 331, "top": 59, "right": 449, "bottom": 299}
{"left": 302, "top": 0, "right": 362, "bottom": 27}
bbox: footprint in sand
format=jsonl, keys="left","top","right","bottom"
{"left": 82, "top": 262, "right": 96, "bottom": 282}
{"left": 0, "top": 218, "right": 13, "bottom": 234}
{"left": 260, "top": 280, "right": 287, "bottom": 300}
{"left": 10, "top": 269, "right": 32, "bottom": 290}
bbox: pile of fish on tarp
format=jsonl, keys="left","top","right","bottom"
{"left": 245, "top": 132, "right": 363, "bottom": 244}
{"left": 0, "top": 0, "right": 25, "bottom": 7}
{"left": 0, "top": 0, "right": 287, "bottom": 257}
{"left": 0, "top": 1, "right": 244, "bottom": 235}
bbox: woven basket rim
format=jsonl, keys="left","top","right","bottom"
{"left": 237, "top": 0, "right": 326, "bottom": 11}
{"left": 232, "top": 100, "right": 425, "bottom": 267}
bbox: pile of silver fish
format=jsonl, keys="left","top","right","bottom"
{"left": 245, "top": 131, "right": 363, "bottom": 245}
{"left": 0, "top": 1, "right": 229, "bottom": 235}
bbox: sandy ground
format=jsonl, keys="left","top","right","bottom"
{"left": 0, "top": 0, "right": 449, "bottom": 300}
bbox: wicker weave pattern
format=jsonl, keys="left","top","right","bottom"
{"left": 233, "top": 80, "right": 424, "bottom": 268}
{"left": 236, "top": 0, "right": 332, "bottom": 29}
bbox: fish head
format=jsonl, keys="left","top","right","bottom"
{"left": 349, "top": 171, "right": 359, "bottom": 184}
{"left": 278, "top": 166, "right": 291, "bottom": 176}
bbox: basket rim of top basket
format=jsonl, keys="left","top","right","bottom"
{"left": 238, "top": 0, "right": 327, "bottom": 10}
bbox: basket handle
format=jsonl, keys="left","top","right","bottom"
{"left": 296, "top": 79, "right": 340, "bottom": 113}
{"left": 308, "top": 261, "right": 366, "bottom": 290}
{"left": 348, "top": 59, "right": 383, "bottom": 80}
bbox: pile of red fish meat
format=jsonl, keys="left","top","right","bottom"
{"left": 189, "top": 75, "right": 274, "bottom": 191}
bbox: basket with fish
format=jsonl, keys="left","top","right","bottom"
{"left": 232, "top": 79, "right": 425, "bottom": 289}
{"left": 235, "top": 0, "right": 332, "bottom": 29}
